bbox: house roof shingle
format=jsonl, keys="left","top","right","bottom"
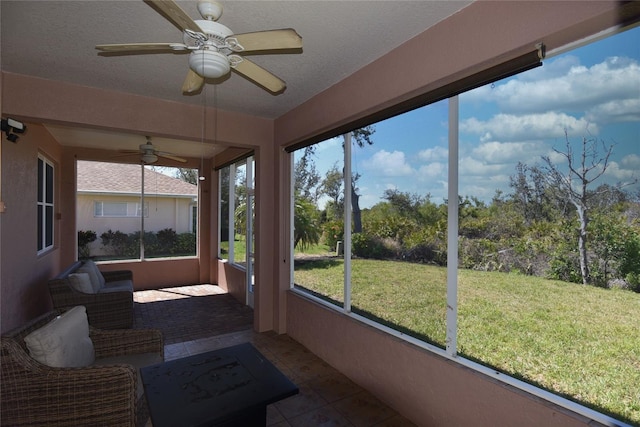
{"left": 77, "top": 161, "right": 197, "bottom": 197}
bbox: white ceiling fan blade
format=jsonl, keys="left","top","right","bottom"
{"left": 233, "top": 29, "right": 302, "bottom": 53}
{"left": 157, "top": 152, "right": 188, "bottom": 163}
{"left": 145, "top": 0, "right": 203, "bottom": 33}
{"left": 182, "top": 69, "right": 205, "bottom": 93}
{"left": 96, "top": 43, "right": 186, "bottom": 52}
{"left": 232, "top": 58, "right": 286, "bottom": 94}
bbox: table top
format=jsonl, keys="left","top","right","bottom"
{"left": 141, "top": 342, "right": 298, "bottom": 427}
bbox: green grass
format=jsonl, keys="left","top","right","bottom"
{"left": 294, "top": 258, "right": 640, "bottom": 425}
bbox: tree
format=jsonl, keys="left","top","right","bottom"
{"left": 344, "top": 126, "right": 375, "bottom": 232}
{"left": 509, "top": 162, "right": 554, "bottom": 224}
{"left": 541, "top": 131, "right": 634, "bottom": 285}
{"left": 175, "top": 168, "right": 199, "bottom": 185}
{"left": 294, "top": 198, "right": 321, "bottom": 250}
{"left": 294, "top": 146, "right": 322, "bottom": 203}
{"left": 321, "top": 163, "right": 343, "bottom": 219}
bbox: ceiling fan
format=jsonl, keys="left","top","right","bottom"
{"left": 96, "top": 0, "right": 302, "bottom": 94}
{"left": 120, "top": 136, "right": 187, "bottom": 164}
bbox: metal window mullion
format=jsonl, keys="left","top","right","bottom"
{"left": 289, "top": 152, "right": 295, "bottom": 289}
{"left": 344, "top": 132, "right": 352, "bottom": 313}
{"left": 446, "top": 96, "right": 459, "bottom": 357}
{"left": 140, "top": 164, "right": 145, "bottom": 260}
{"left": 228, "top": 163, "right": 236, "bottom": 264}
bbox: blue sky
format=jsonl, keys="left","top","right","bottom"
{"left": 304, "top": 26, "right": 639, "bottom": 209}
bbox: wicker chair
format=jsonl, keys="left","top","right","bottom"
{"left": 49, "top": 261, "right": 134, "bottom": 329}
{"left": 1, "top": 310, "right": 164, "bottom": 426}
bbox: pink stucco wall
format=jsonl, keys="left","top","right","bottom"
{"left": 1, "top": 124, "right": 61, "bottom": 331}
{"left": 287, "top": 293, "right": 595, "bottom": 427}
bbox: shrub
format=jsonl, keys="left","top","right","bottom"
{"left": 352, "top": 233, "right": 394, "bottom": 259}
{"left": 322, "top": 219, "right": 344, "bottom": 250}
{"left": 100, "top": 230, "right": 137, "bottom": 258}
{"left": 77, "top": 230, "right": 97, "bottom": 259}
{"left": 176, "top": 233, "right": 196, "bottom": 255}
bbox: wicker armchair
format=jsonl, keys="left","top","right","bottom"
{"left": 49, "top": 261, "right": 134, "bottom": 329}
{"left": 1, "top": 310, "right": 164, "bottom": 426}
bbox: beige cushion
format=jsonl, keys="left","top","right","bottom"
{"left": 77, "top": 261, "right": 104, "bottom": 292}
{"left": 24, "top": 306, "right": 95, "bottom": 368}
{"left": 68, "top": 272, "right": 95, "bottom": 294}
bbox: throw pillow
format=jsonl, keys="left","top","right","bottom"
{"left": 68, "top": 272, "right": 95, "bottom": 294}
{"left": 77, "top": 260, "right": 104, "bottom": 292}
{"left": 24, "top": 306, "right": 95, "bottom": 368}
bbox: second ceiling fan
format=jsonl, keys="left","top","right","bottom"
{"left": 96, "top": 0, "right": 302, "bottom": 94}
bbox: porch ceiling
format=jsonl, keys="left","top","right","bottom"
{"left": 1, "top": 1, "right": 472, "bottom": 155}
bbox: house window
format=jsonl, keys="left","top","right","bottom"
{"left": 37, "top": 155, "right": 54, "bottom": 253}
{"left": 93, "top": 201, "right": 148, "bottom": 217}
{"left": 290, "top": 26, "right": 639, "bottom": 426}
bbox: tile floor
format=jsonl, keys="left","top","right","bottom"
{"left": 135, "top": 285, "right": 416, "bottom": 427}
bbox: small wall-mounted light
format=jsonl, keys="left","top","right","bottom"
{"left": 1, "top": 118, "right": 26, "bottom": 143}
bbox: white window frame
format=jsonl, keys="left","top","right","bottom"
{"left": 37, "top": 155, "right": 55, "bottom": 254}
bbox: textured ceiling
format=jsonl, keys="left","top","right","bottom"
{"left": 1, "top": 0, "right": 472, "bottom": 155}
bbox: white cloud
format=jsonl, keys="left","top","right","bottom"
{"left": 462, "top": 56, "right": 640, "bottom": 128}
{"left": 471, "top": 141, "right": 547, "bottom": 164}
{"left": 460, "top": 112, "right": 595, "bottom": 142}
{"left": 417, "top": 162, "right": 446, "bottom": 178}
{"left": 621, "top": 153, "right": 640, "bottom": 169}
{"left": 458, "top": 156, "right": 508, "bottom": 176}
{"left": 586, "top": 98, "right": 640, "bottom": 123}
{"left": 490, "top": 56, "right": 639, "bottom": 118}
{"left": 604, "top": 160, "right": 638, "bottom": 182}
{"left": 362, "top": 150, "right": 414, "bottom": 176}
{"left": 418, "top": 146, "right": 448, "bottom": 162}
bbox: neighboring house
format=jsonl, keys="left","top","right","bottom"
{"left": 77, "top": 161, "right": 197, "bottom": 256}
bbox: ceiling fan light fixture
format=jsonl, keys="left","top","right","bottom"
{"left": 189, "top": 50, "right": 230, "bottom": 78}
{"left": 142, "top": 153, "right": 158, "bottom": 164}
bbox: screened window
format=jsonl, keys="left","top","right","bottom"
{"left": 218, "top": 156, "right": 255, "bottom": 269}
{"left": 290, "top": 26, "right": 640, "bottom": 426}
{"left": 37, "top": 155, "right": 54, "bottom": 253}
{"left": 76, "top": 161, "right": 198, "bottom": 260}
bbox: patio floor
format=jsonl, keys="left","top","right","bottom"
{"left": 134, "top": 284, "right": 416, "bottom": 427}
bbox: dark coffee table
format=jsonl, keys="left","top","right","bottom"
{"left": 141, "top": 342, "right": 298, "bottom": 427}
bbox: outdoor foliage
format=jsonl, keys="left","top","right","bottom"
{"left": 295, "top": 148, "right": 640, "bottom": 291}
{"left": 77, "top": 230, "right": 97, "bottom": 259}
{"left": 94, "top": 228, "right": 196, "bottom": 259}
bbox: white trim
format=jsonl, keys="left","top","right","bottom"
{"left": 343, "top": 132, "right": 352, "bottom": 314}
{"left": 445, "top": 96, "right": 459, "bottom": 357}
{"left": 37, "top": 154, "right": 55, "bottom": 255}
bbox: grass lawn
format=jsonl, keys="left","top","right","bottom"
{"left": 294, "top": 258, "right": 640, "bottom": 425}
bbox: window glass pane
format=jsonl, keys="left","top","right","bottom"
{"left": 45, "top": 162, "right": 54, "bottom": 204}
{"left": 103, "top": 202, "right": 128, "bottom": 216}
{"left": 348, "top": 103, "right": 449, "bottom": 348}
{"left": 293, "top": 138, "right": 345, "bottom": 307}
{"left": 37, "top": 205, "right": 43, "bottom": 251}
{"left": 45, "top": 205, "right": 54, "bottom": 247}
{"left": 233, "top": 161, "right": 247, "bottom": 265}
{"left": 37, "top": 158, "right": 43, "bottom": 203}
{"left": 457, "top": 27, "right": 640, "bottom": 424}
